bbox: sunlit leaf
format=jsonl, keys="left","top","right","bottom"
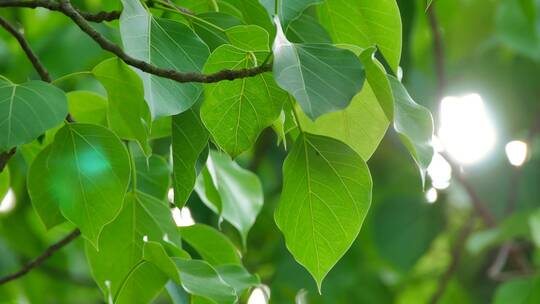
{"left": 201, "top": 44, "right": 285, "bottom": 157}
{"left": 66, "top": 91, "right": 108, "bottom": 126}
{"left": 318, "top": 0, "right": 402, "bottom": 72}
{"left": 275, "top": 133, "right": 372, "bottom": 289}
{"left": 28, "top": 124, "right": 130, "bottom": 245}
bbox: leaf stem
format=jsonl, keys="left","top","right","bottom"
{"left": 153, "top": 0, "right": 224, "bottom": 33}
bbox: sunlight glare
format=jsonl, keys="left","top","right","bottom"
{"left": 505, "top": 140, "right": 528, "bottom": 167}
{"left": 427, "top": 153, "right": 452, "bottom": 189}
{"left": 438, "top": 94, "right": 496, "bottom": 165}
{"left": 425, "top": 187, "right": 438, "bottom": 203}
{"left": 172, "top": 207, "right": 195, "bottom": 227}
{"left": 0, "top": 188, "right": 16, "bottom": 213}
{"left": 248, "top": 286, "right": 270, "bottom": 304}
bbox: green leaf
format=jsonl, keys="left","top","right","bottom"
{"left": 359, "top": 47, "right": 394, "bottom": 120}
{"left": 28, "top": 124, "right": 130, "bottom": 245}
{"left": 180, "top": 224, "right": 242, "bottom": 266}
{"left": 494, "top": 276, "right": 540, "bottom": 304}
{"left": 275, "top": 133, "right": 372, "bottom": 290}
{"left": 296, "top": 83, "right": 389, "bottom": 160}
{"left": 195, "top": 165, "right": 223, "bottom": 213}
{"left": 286, "top": 12, "right": 332, "bottom": 44}
{"left": 215, "top": 264, "right": 259, "bottom": 295}
{"left": 272, "top": 17, "right": 365, "bottom": 120}
{"left": 388, "top": 76, "right": 434, "bottom": 184}
{"left": 172, "top": 110, "right": 209, "bottom": 207}
{"left": 135, "top": 155, "right": 170, "bottom": 200}
{"left": 225, "top": 25, "right": 270, "bottom": 52}
{"left": 318, "top": 0, "right": 402, "bottom": 72}
{"left": 225, "top": 0, "right": 275, "bottom": 36}
{"left": 260, "top": 0, "right": 322, "bottom": 29}
{"left": 0, "top": 78, "right": 67, "bottom": 150}
{"left": 0, "top": 167, "right": 9, "bottom": 201}
{"left": 85, "top": 191, "right": 180, "bottom": 296}
{"left": 201, "top": 44, "right": 285, "bottom": 157}
{"left": 114, "top": 261, "right": 169, "bottom": 304}
{"left": 173, "top": 258, "right": 238, "bottom": 304}
{"left": 92, "top": 58, "right": 151, "bottom": 155}
{"left": 143, "top": 241, "right": 183, "bottom": 284}
{"left": 192, "top": 12, "right": 243, "bottom": 51}
{"left": 66, "top": 91, "right": 108, "bottom": 126}
{"left": 195, "top": 150, "right": 264, "bottom": 244}
{"left": 120, "top": 0, "right": 210, "bottom": 118}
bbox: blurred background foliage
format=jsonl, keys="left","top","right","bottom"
{"left": 1, "top": 0, "right": 540, "bottom": 303}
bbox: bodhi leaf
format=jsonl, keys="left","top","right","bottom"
{"left": 224, "top": 0, "right": 275, "bottom": 36}
{"left": 275, "top": 133, "right": 372, "bottom": 290}
{"left": 195, "top": 150, "right": 264, "bottom": 244}
{"left": 135, "top": 155, "right": 170, "bottom": 200}
{"left": 296, "top": 83, "right": 389, "bottom": 160}
{"left": 286, "top": 12, "right": 332, "bottom": 44}
{"left": 114, "top": 261, "right": 169, "bottom": 304}
{"left": 85, "top": 191, "right": 181, "bottom": 297}
{"left": 66, "top": 91, "right": 108, "bottom": 126}
{"left": 191, "top": 12, "right": 244, "bottom": 51}
{"left": 201, "top": 44, "right": 286, "bottom": 157}
{"left": 180, "top": 224, "right": 242, "bottom": 266}
{"left": 225, "top": 25, "right": 270, "bottom": 52}
{"left": 318, "top": 0, "right": 402, "bottom": 72}
{"left": 172, "top": 110, "right": 209, "bottom": 207}
{"left": 272, "top": 17, "right": 365, "bottom": 120}
{"left": 260, "top": 0, "right": 323, "bottom": 29}
{"left": 388, "top": 76, "right": 434, "bottom": 184}
{"left": 93, "top": 58, "right": 151, "bottom": 155}
{"left": 120, "top": 0, "right": 210, "bottom": 118}
{"left": 173, "top": 258, "right": 238, "bottom": 304}
{"left": 0, "top": 78, "right": 67, "bottom": 150}
{"left": 215, "top": 264, "right": 259, "bottom": 295}
{"left": 28, "top": 124, "right": 130, "bottom": 245}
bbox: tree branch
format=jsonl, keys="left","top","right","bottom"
{"left": 0, "top": 16, "right": 51, "bottom": 82}
{"left": 0, "top": 229, "right": 81, "bottom": 285}
{"left": 1, "top": 0, "right": 272, "bottom": 84}
{"left": 0, "top": 0, "right": 120, "bottom": 23}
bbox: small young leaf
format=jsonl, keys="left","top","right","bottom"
{"left": 272, "top": 17, "right": 365, "bottom": 119}
{"left": 28, "top": 124, "right": 130, "bottom": 245}
{"left": 0, "top": 78, "right": 67, "bottom": 150}
{"left": 275, "top": 133, "right": 372, "bottom": 290}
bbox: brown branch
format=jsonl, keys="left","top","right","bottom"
{"left": 2, "top": 0, "right": 272, "bottom": 84}
{"left": 0, "top": 16, "right": 51, "bottom": 82}
{"left": 429, "top": 215, "right": 475, "bottom": 304}
{"left": 0, "top": 229, "right": 81, "bottom": 285}
{"left": 0, "top": 0, "right": 120, "bottom": 23}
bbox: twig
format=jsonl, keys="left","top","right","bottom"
{"left": 429, "top": 215, "right": 475, "bottom": 304}
{"left": 0, "top": 0, "right": 120, "bottom": 23}
{"left": 0, "top": 148, "right": 16, "bottom": 173}
{"left": 1, "top": 0, "right": 272, "bottom": 84}
{"left": 0, "top": 16, "right": 51, "bottom": 82}
{"left": 0, "top": 229, "right": 81, "bottom": 285}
